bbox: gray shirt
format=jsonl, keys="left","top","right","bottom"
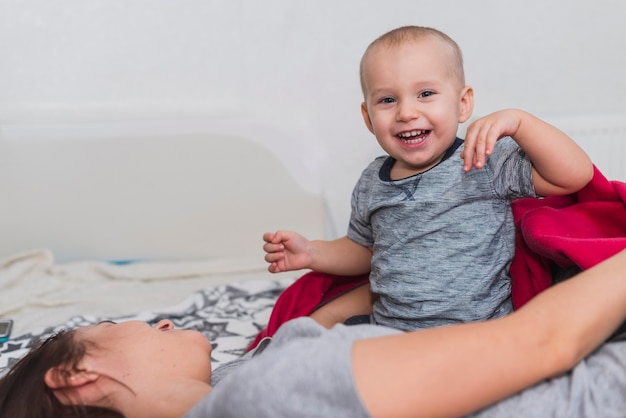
{"left": 186, "top": 318, "right": 397, "bottom": 418}
{"left": 185, "top": 317, "right": 626, "bottom": 418}
{"left": 348, "top": 137, "right": 536, "bottom": 330}
{"left": 469, "top": 335, "right": 626, "bottom": 417}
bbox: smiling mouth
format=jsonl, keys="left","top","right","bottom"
{"left": 397, "top": 129, "right": 430, "bottom": 144}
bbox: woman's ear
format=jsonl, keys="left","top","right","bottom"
{"left": 45, "top": 367, "right": 99, "bottom": 389}
{"left": 44, "top": 367, "right": 100, "bottom": 405}
{"left": 361, "top": 102, "right": 375, "bottom": 134}
{"left": 458, "top": 85, "right": 474, "bottom": 123}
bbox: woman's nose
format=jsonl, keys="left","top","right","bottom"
{"left": 154, "top": 319, "right": 174, "bottom": 330}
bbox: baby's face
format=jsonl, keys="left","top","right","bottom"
{"left": 360, "top": 38, "right": 472, "bottom": 179}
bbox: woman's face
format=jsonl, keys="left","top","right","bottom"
{"left": 75, "top": 319, "right": 214, "bottom": 385}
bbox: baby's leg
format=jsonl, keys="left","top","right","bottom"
{"left": 309, "top": 283, "right": 376, "bottom": 328}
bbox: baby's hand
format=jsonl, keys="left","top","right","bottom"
{"left": 461, "top": 109, "right": 522, "bottom": 171}
{"left": 262, "top": 230, "right": 313, "bottom": 273}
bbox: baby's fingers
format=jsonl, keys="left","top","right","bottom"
{"left": 264, "top": 251, "right": 285, "bottom": 263}
{"left": 263, "top": 240, "right": 285, "bottom": 253}
{"left": 461, "top": 135, "right": 480, "bottom": 172}
{"left": 262, "top": 231, "right": 283, "bottom": 243}
{"left": 267, "top": 261, "right": 284, "bottom": 273}
{"left": 472, "top": 134, "right": 489, "bottom": 169}
{"left": 464, "top": 124, "right": 496, "bottom": 171}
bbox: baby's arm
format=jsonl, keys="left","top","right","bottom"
{"left": 263, "top": 231, "right": 372, "bottom": 275}
{"left": 462, "top": 109, "right": 593, "bottom": 196}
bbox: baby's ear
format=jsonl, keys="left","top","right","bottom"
{"left": 361, "top": 102, "right": 375, "bottom": 134}
{"left": 458, "top": 85, "right": 474, "bottom": 123}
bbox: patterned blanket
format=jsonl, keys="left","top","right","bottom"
{"left": 0, "top": 278, "right": 292, "bottom": 376}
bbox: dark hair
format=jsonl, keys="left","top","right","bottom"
{"left": 0, "top": 330, "right": 122, "bottom": 418}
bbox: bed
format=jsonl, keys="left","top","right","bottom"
{"left": 2, "top": 113, "right": 625, "bottom": 379}
{"left": 0, "top": 117, "right": 328, "bottom": 375}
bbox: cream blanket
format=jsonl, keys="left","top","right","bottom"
{"left": 0, "top": 249, "right": 281, "bottom": 336}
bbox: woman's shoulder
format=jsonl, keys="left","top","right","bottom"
{"left": 188, "top": 319, "right": 400, "bottom": 417}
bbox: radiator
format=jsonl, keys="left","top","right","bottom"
{"left": 545, "top": 114, "right": 626, "bottom": 182}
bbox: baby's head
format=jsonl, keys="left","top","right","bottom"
{"left": 360, "top": 26, "right": 465, "bottom": 99}
{"left": 358, "top": 26, "right": 473, "bottom": 178}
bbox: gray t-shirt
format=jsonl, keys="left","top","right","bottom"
{"left": 185, "top": 317, "right": 626, "bottom": 418}
{"left": 186, "top": 318, "right": 398, "bottom": 418}
{"left": 348, "top": 137, "right": 536, "bottom": 330}
{"left": 469, "top": 336, "right": 626, "bottom": 417}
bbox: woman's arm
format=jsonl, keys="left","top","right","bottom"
{"left": 352, "top": 248, "right": 626, "bottom": 418}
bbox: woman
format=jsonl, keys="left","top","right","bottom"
{"left": 2, "top": 250, "right": 626, "bottom": 418}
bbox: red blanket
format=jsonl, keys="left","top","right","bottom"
{"left": 250, "top": 166, "right": 626, "bottom": 350}
{"left": 248, "top": 271, "right": 368, "bottom": 350}
{"left": 510, "top": 166, "right": 626, "bottom": 308}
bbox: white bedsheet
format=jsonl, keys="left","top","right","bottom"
{"left": 0, "top": 249, "right": 293, "bottom": 337}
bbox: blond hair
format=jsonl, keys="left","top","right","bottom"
{"left": 359, "top": 26, "right": 465, "bottom": 97}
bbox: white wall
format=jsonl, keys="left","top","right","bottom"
{"left": 1, "top": 0, "right": 625, "bottom": 236}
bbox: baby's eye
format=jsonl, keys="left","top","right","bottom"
{"left": 419, "top": 90, "right": 434, "bottom": 98}
{"left": 379, "top": 97, "right": 396, "bottom": 104}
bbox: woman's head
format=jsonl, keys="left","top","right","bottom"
{"left": 0, "top": 319, "right": 214, "bottom": 418}
{"left": 0, "top": 329, "right": 122, "bottom": 418}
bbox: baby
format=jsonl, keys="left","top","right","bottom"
{"left": 263, "top": 26, "right": 593, "bottom": 331}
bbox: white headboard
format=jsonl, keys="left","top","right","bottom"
{"left": 0, "top": 119, "right": 327, "bottom": 264}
